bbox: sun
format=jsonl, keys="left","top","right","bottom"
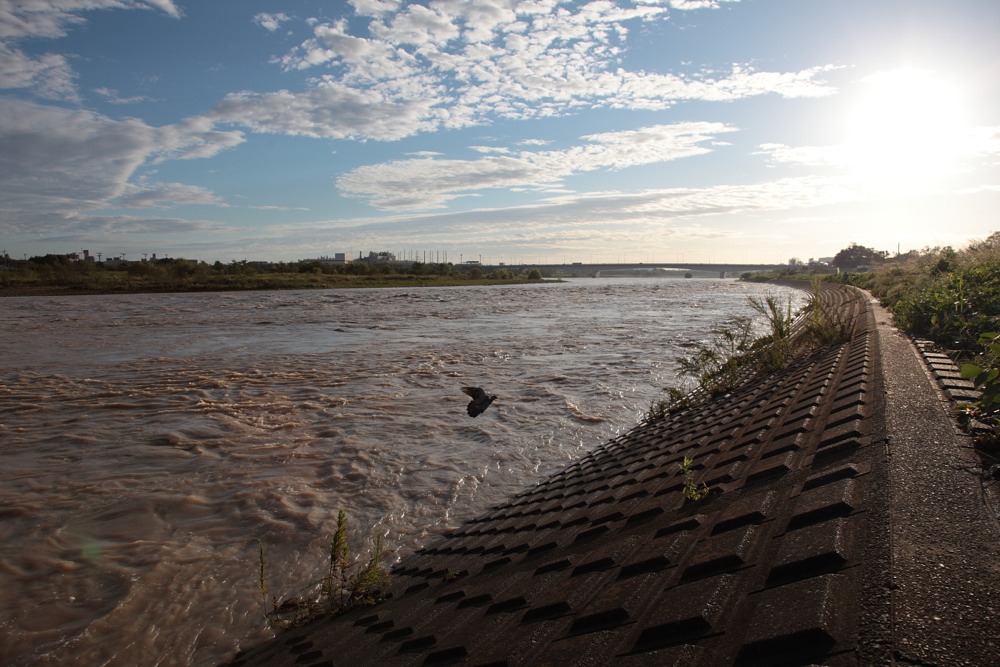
{"left": 843, "top": 69, "right": 970, "bottom": 189}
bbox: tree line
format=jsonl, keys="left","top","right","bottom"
{"left": 0, "top": 255, "right": 545, "bottom": 293}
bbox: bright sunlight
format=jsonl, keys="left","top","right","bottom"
{"left": 844, "top": 68, "right": 970, "bottom": 189}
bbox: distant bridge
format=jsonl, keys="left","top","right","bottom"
{"left": 490, "top": 262, "right": 789, "bottom": 279}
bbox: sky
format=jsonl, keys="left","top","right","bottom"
{"left": 1, "top": 0, "right": 998, "bottom": 265}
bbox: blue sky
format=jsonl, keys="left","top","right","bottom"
{"left": 1, "top": 0, "right": 998, "bottom": 265}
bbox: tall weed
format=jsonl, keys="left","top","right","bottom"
{"left": 258, "top": 510, "right": 391, "bottom": 630}
{"left": 655, "top": 286, "right": 856, "bottom": 421}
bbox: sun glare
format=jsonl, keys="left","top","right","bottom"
{"left": 844, "top": 69, "right": 969, "bottom": 189}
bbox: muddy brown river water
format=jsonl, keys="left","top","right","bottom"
{"left": 0, "top": 278, "right": 805, "bottom": 666}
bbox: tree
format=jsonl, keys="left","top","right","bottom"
{"left": 831, "top": 243, "right": 887, "bottom": 270}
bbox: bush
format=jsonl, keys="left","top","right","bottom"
{"left": 960, "top": 332, "right": 1000, "bottom": 451}
{"left": 868, "top": 232, "right": 1000, "bottom": 449}
{"left": 869, "top": 232, "right": 1000, "bottom": 356}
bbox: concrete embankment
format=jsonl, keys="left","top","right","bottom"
{"left": 228, "top": 284, "right": 999, "bottom": 667}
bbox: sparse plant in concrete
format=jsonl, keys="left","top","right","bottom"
{"left": 678, "top": 456, "right": 710, "bottom": 501}
{"left": 645, "top": 388, "right": 692, "bottom": 423}
{"left": 748, "top": 292, "right": 797, "bottom": 371}
{"left": 258, "top": 510, "right": 391, "bottom": 630}
{"left": 802, "top": 278, "right": 853, "bottom": 347}
{"left": 667, "top": 287, "right": 854, "bottom": 411}
{"left": 675, "top": 314, "right": 758, "bottom": 397}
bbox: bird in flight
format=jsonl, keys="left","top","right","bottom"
{"left": 462, "top": 386, "right": 496, "bottom": 417}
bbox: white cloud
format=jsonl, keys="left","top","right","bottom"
{"left": 336, "top": 121, "right": 738, "bottom": 209}
{"left": 0, "top": 0, "right": 181, "bottom": 100}
{"left": 0, "top": 43, "right": 77, "bottom": 100}
{"left": 219, "top": 1, "right": 832, "bottom": 142}
{"left": 254, "top": 12, "right": 291, "bottom": 32}
{"left": 667, "top": 0, "right": 740, "bottom": 10}
{"left": 0, "top": 99, "right": 240, "bottom": 230}
{"left": 469, "top": 145, "right": 511, "bottom": 154}
{"left": 755, "top": 143, "right": 852, "bottom": 168}
{"left": 93, "top": 86, "right": 157, "bottom": 104}
{"left": 153, "top": 116, "right": 245, "bottom": 161}
{"left": 51, "top": 213, "right": 227, "bottom": 241}
{"left": 212, "top": 81, "right": 443, "bottom": 141}
{"left": 0, "top": 1, "right": 179, "bottom": 39}
{"left": 118, "top": 181, "right": 228, "bottom": 208}
{"left": 756, "top": 125, "right": 1000, "bottom": 171}
{"left": 348, "top": 0, "right": 403, "bottom": 17}
{"left": 281, "top": 172, "right": 858, "bottom": 259}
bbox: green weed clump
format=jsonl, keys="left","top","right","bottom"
{"left": 674, "top": 293, "right": 800, "bottom": 399}
{"left": 257, "top": 509, "right": 391, "bottom": 631}
{"left": 862, "top": 231, "right": 1000, "bottom": 449}
{"left": 675, "top": 314, "right": 758, "bottom": 397}
{"left": 678, "top": 457, "right": 710, "bottom": 501}
{"left": 868, "top": 232, "right": 1000, "bottom": 357}
{"left": 960, "top": 332, "right": 1000, "bottom": 456}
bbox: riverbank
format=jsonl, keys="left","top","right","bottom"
{"left": 228, "top": 283, "right": 1000, "bottom": 667}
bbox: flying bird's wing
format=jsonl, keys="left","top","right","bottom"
{"left": 462, "top": 386, "right": 495, "bottom": 417}
{"left": 462, "top": 386, "right": 486, "bottom": 400}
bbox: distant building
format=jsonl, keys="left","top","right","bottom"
{"left": 302, "top": 254, "right": 350, "bottom": 264}
{"left": 360, "top": 251, "right": 397, "bottom": 263}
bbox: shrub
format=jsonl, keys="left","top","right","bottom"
{"left": 869, "top": 233, "right": 1000, "bottom": 356}
{"left": 867, "top": 232, "right": 1000, "bottom": 449}
{"left": 960, "top": 332, "right": 1000, "bottom": 451}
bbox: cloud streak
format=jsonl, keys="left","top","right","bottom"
{"left": 0, "top": 99, "right": 242, "bottom": 231}
{"left": 336, "top": 121, "right": 739, "bottom": 209}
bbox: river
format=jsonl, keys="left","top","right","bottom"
{"left": 0, "top": 278, "right": 805, "bottom": 666}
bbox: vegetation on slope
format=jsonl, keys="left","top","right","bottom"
{"left": 647, "top": 281, "right": 853, "bottom": 421}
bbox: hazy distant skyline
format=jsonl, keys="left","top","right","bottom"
{"left": 1, "top": 0, "right": 998, "bottom": 264}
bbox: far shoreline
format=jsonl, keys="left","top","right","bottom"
{"left": 0, "top": 276, "right": 561, "bottom": 298}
